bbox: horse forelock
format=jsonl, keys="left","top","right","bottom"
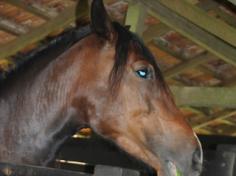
{"left": 108, "top": 22, "right": 167, "bottom": 94}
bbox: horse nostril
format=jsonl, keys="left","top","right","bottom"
{"left": 192, "top": 148, "right": 203, "bottom": 172}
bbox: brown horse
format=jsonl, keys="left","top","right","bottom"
{"left": 0, "top": 0, "right": 203, "bottom": 175}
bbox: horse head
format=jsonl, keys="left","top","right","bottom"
{"left": 70, "top": 0, "right": 203, "bottom": 175}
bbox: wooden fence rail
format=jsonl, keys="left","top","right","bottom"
{"left": 0, "top": 162, "right": 141, "bottom": 176}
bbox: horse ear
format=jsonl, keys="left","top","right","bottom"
{"left": 91, "top": 0, "right": 115, "bottom": 41}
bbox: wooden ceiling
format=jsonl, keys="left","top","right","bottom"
{"left": 0, "top": 0, "right": 236, "bottom": 136}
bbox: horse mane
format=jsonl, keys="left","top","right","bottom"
{"left": 0, "top": 22, "right": 166, "bottom": 93}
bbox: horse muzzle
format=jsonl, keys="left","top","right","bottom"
{"left": 166, "top": 137, "right": 203, "bottom": 176}
{"left": 151, "top": 134, "right": 203, "bottom": 176}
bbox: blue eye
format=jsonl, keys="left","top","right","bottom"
{"left": 136, "top": 68, "right": 151, "bottom": 79}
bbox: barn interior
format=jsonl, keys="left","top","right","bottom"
{"left": 0, "top": 0, "right": 236, "bottom": 175}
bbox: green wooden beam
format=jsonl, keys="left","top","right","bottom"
{"left": 171, "top": 86, "right": 236, "bottom": 108}
{"left": 125, "top": 3, "right": 147, "bottom": 36}
{"left": 154, "top": 0, "right": 236, "bottom": 47}
{"left": 139, "top": 0, "right": 236, "bottom": 67}
{"left": 0, "top": 1, "right": 89, "bottom": 59}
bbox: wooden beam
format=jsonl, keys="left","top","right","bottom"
{"left": 152, "top": 38, "right": 215, "bottom": 79}
{"left": 0, "top": 17, "right": 29, "bottom": 35}
{"left": 139, "top": 0, "right": 236, "bottom": 67}
{"left": 0, "top": 1, "right": 88, "bottom": 59}
{"left": 153, "top": 38, "right": 217, "bottom": 79}
{"left": 194, "top": 128, "right": 213, "bottom": 135}
{"left": 0, "top": 162, "right": 92, "bottom": 176}
{"left": 125, "top": 3, "right": 147, "bottom": 36}
{"left": 171, "top": 86, "right": 236, "bottom": 108}
{"left": 3, "top": 0, "right": 58, "bottom": 19}
{"left": 143, "top": 23, "right": 170, "bottom": 43}
{"left": 223, "top": 77, "right": 236, "bottom": 87}
{"left": 163, "top": 53, "right": 213, "bottom": 79}
{"left": 227, "top": 0, "right": 236, "bottom": 5}
{"left": 197, "top": 0, "right": 236, "bottom": 27}
{"left": 193, "top": 111, "right": 236, "bottom": 129}
{"left": 153, "top": 0, "right": 236, "bottom": 47}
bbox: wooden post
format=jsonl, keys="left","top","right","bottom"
{"left": 125, "top": 3, "right": 147, "bottom": 36}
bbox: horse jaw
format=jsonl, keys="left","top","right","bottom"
{"left": 114, "top": 134, "right": 202, "bottom": 176}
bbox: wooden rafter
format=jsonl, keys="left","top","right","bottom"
{"left": 125, "top": 2, "right": 147, "bottom": 36}
{"left": 197, "top": 0, "right": 236, "bottom": 28}
{"left": 193, "top": 111, "right": 236, "bottom": 129}
{"left": 143, "top": 23, "right": 169, "bottom": 43}
{"left": 0, "top": 16, "right": 29, "bottom": 35}
{"left": 125, "top": 4, "right": 218, "bottom": 80}
{"left": 152, "top": 38, "right": 215, "bottom": 79}
{"left": 163, "top": 53, "right": 213, "bottom": 79}
{"left": 0, "top": 6, "right": 74, "bottom": 59}
{"left": 2, "top": 0, "right": 58, "bottom": 20}
{"left": 171, "top": 86, "right": 236, "bottom": 108}
{"left": 228, "top": 0, "right": 236, "bottom": 5}
{"left": 138, "top": 0, "right": 236, "bottom": 67}
{"left": 0, "top": 1, "right": 89, "bottom": 59}
{"left": 150, "top": 0, "right": 236, "bottom": 48}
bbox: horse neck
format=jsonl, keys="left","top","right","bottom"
{"left": 28, "top": 50, "right": 82, "bottom": 131}
{"left": 0, "top": 38, "right": 90, "bottom": 165}
{"left": 21, "top": 49, "right": 83, "bottom": 160}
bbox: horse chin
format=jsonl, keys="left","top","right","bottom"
{"left": 157, "top": 159, "right": 202, "bottom": 176}
{"left": 152, "top": 158, "right": 181, "bottom": 176}
{"left": 166, "top": 161, "right": 181, "bottom": 176}
{"left": 141, "top": 149, "right": 201, "bottom": 176}
{"left": 116, "top": 140, "right": 171, "bottom": 176}
{"left": 114, "top": 136, "right": 201, "bottom": 176}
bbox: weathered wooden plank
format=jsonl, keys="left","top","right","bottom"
{"left": 143, "top": 23, "right": 170, "bottom": 43}
{"left": 0, "top": 1, "right": 89, "bottom": 59}
{"left": 152, "top": 38, "right": 217, "bottom": 79}
{"left": 3, "top": 0, "right": 58, "bottom": 19}
{"left": 228, "top": 0, "right": 236, "bottom": 5}
{"left": 163, "top": 53, "right": 213, "bottom": 79}
{"left": 152, "top": 38, "right": 214, "bottom": 79}
{"left": 193, "top": 111, "right": 236, "bottom": 129}
{"left": 94, "top": 165, "right": 140, "bottom": 176}
{"left": 154, "top": 0, "right": 236, "bottom": 47}
{"left": 139, "top": 0, "right": 236, "bottom": 67}
{"left": 75, "top": 0, "right": 90, "bottom": 26}
{"left": 197, "top": 0, "right": 236, "bottom": 28}
{"left": 0, "top": 162, "right": 91, "bottom": 176}
{"left": 223, "top": 78, "right": 236, "bottom": 87}
{"left": 185, "top": 0, "right": 199, "bottom": 4}
{"left": 0, "top": 17, "right": 29, "bottom": 35}
{"left": 125, "top": 3, "right": 147, "bottom": 36}
{"left": 171, "top": 86, "right": 236, "bottom": 108}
